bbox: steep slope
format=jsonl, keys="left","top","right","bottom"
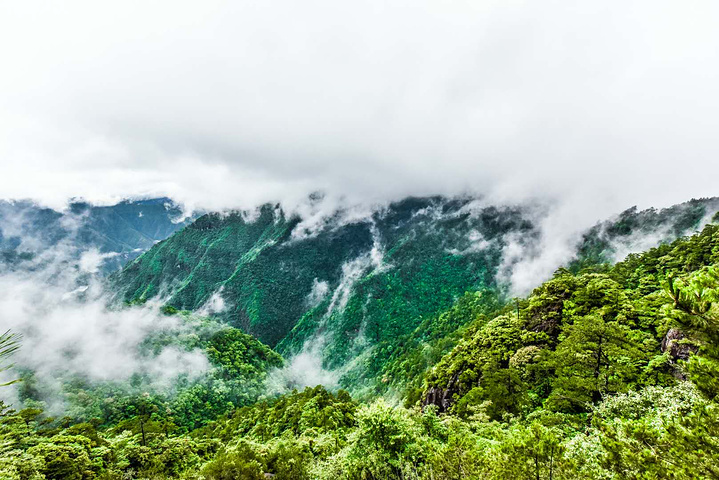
{"left": 114, "top": 198, "right": 535, "bottom": 371}
{"left": 422, "top": 219, "right": 719, "bottom": 415}
{"left": 0, "top": 198, "right": 193, "bottom": 272}
{"left": 13, "top": 312, "right": 284, "bottom": 431}
{"left": 380, "top": 198, "right": 719, "bottom": 400}
{"left": 5, "top": 218, "right": 719, "bottom": 479}
{"left": 570, "top": 197, "right": 719, "bottom": 270}
{"left": 112, "top": 196, "right": 719, "bottom": 391}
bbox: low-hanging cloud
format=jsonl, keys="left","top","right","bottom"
{"left": 0, "top": 279, "right": 208, "bottom": 381}
{"left": 0, "top": 0, "right": 717, "bottom": 220}
{"left": 1, "top": 2, "right": 719, "bottom": 393}
{"left": 264, "top": 338, "right": 340, "bottom": 396}
{"left": 266, "top": 228, "right": 390, "bottom": 393}
{"left": 0, "top": 220, "right": 210, "bottom": 410}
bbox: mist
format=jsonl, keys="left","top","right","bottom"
{"left": 1, "top": 0, "right": 719, "bottom": 406}
{"left": 0, "top": 220, "right": 210, "bottom": 411}
{"left": 0, "top": 1, "right": 718, "bottom": 219}
{"left": 1, "top": 1, "right": 718, "bottom": 299}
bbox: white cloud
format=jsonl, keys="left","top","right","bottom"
{"left": 447, "top": 229, "right": 493, "bottom": 256}
{"left": 306, "top": 279, "right": 330, "bottom": 309}
{"left": 0, "top": 0, "right": 716, "bottom": 219}
{"left": 0, "top": 0, "right": 718, "bottom": 304}
{"left": 0, "top": 236, "right": 210, "bottom": 408}
{"left": 264, "top": 339, "right": 340, "bottom": 395}
{"left": 198, "top": 287, "right": 228, "bottom": 316}
{"left": 78, "top": 248, "right": 119, "bottom": 274}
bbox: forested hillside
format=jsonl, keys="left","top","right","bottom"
{"left": 113, "top": 196, "right": 719, "bottom": 393}
{"left": 1, "top": 207, "right": 718, "bottom": 479}
{"left": 3, "top": 0, "right": 718, "bottom": 477}
{"left": 113, "top": 197, "right": 536, "bottom": 387}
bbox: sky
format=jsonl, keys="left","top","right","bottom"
{"left": 2, "top": 1, "right": 719, "bottom": 402}
{"left": 0, "top": 0, "right": 718, "bottom": 218}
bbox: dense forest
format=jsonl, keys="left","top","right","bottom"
{"left": 111, "top": 197, "right": 719, "bottom": 393}
{"left": 3, "top": 0, "right": 718, "bottom": 476}
{"left": 1, "top": 202, "right": 719, "bottom": 479}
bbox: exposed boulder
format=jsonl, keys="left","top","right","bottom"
{"left": 661, "top": 328, "right": 699, "bottom": 379}
{"left": 423, "top": 373, "right": 460, "bottom": 412}
{"left": 661, "top": 328, "right": 697, "bottom": 362}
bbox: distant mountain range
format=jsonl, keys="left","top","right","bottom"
{"left": 3, "top": 193, "right": 716, "bottom": 390}
{"left": 0, "top": 198, "right": 195, "bottom": 272}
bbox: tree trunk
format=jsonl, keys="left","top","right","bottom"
{"left": 592, "top": 337, "right": 604, "bottom": 403}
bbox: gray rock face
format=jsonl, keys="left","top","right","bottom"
{"left": 423, "top": 373, "right": 460, "bottom": 412}
{"left": 661, "top": 328, "right": 697, "bottom": 361}
{"left": 661, "top": 328, "right": 699, "bottom": 379}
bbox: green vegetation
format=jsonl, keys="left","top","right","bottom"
{"left": 113, "top": 198, "right": 534, "bottom": 383}
{"left": 423, "top": 222, "right": 719, "bottom": 415}
{"left": 570, "top": 197, "right": 719, "bottom": 271}
{"left": 12, "top": 314, "right": 283, "bottom": 435}
{"left": 0, "top": 329, "right": 20, "bottom": 386}
{"left": 113, "top": 197, "right": 719, "bottom": 393}
{"left": 2, "top": 198, "right": 719, "bottom": 478}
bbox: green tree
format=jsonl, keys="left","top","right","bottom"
{"left": 595, "top": 385, "right": 719, "bottom": 480}
{"left": 548, "top": 314, "right": 646, "bottom": 411}
{"left": 0, "top": 329, "right": 20, "bottom": 386}
{"left": 493, "top": 422, "right": 565, "bottom": 480}
{"left": 666, "top": 266, "right": 719, "bottom": 399}
{"left": 202, "top": 441, "right": 265, "bottom": 480}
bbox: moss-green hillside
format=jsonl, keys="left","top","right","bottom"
{"left": 4, "top": 209, "right": 719, "bottom": 479}
{"left": 112, "top": 197, "right": 719, "bottom": 392}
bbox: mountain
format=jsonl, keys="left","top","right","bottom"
{"left": 570, "top": 197, "right": 719, "bottom": 271}
{"left": 112, "top": 196, "right": 719, "bottom": 392}
{"left": 5, "top": 201, "right": 719, "bottom": 480}
{"left": 113, "top": 197, "right": 531, "bottom": 385}
{"left": 0, "top": 198, "right": 194, "bottom": 272}
{"left": 422, "top": 220, "right": 719, "bottom": 417}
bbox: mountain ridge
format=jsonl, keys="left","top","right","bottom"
{"left": 111, "top": 195, "right": 719, "bottom": 392}
{"left": 0, "top": 197, "right": 195, "bottom": 272}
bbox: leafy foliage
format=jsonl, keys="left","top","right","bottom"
{"left": 0, "top": 329, "right": 20, "bottom": 386}
{"left": 113, "top": 198, "right": 537, "bottom": 380}
{"left": 2, "top": 201, "right": 719, "bottom": 479}
{"left": 12, "top": 313, "right": 283, "bottom": 432}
